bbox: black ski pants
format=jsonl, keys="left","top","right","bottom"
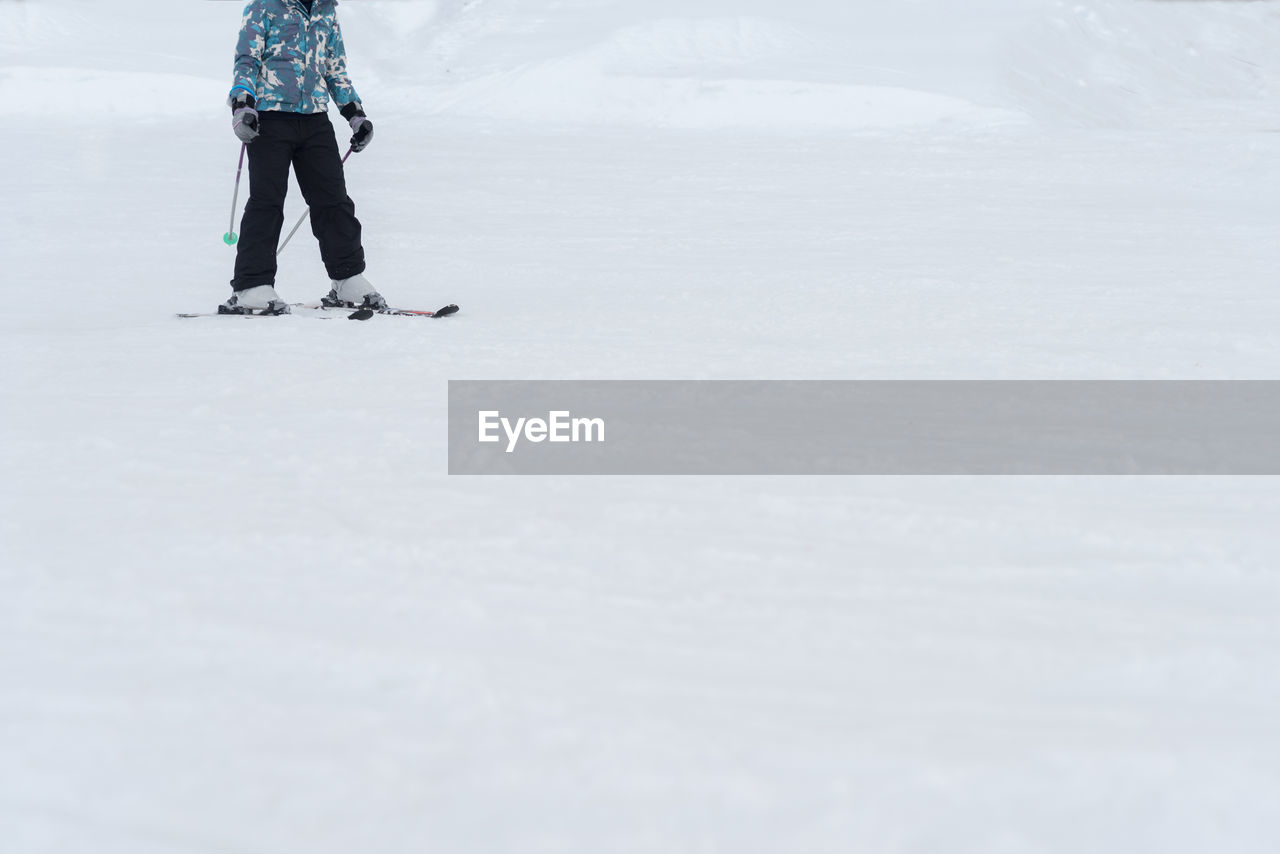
{"left": 231, "top": 111, "right": 365, "bottom": 291}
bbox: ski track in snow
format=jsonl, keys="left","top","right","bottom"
{"left": 3, "top": 0, "right": 1280, "bottom": 852}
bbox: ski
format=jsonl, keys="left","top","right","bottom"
{"left": 299, "top": 302, "right": 461, "bottom": 318}
{"left": 176, "top": 305, "right": 345, "bottom": 320}
{"left": 177, "top": 303, "right": 460, "bottom": 321}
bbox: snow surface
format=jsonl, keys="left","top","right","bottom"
{"left": 3, "top": 0, "right": 1280, "bottom": 851}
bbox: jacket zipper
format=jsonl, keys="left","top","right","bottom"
{"left": 282, "top": 0, "right": 323, "bottom": 110}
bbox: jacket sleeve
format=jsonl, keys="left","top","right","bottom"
{"left": 324, "top": 18, "right": 362, "bottom": 107}
{"left": 230, "top": 1, "right": 268, "bottom": 100}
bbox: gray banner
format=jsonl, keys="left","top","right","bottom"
{"left": 447, "top": 381, "right": 1280, "bottom": 475}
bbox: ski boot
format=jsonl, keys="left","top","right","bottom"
{"left": 321, "top": 274, "right": 387, "bottom": 311}
{"left": 220, "top": 285, "right": 291, "bottom": 315}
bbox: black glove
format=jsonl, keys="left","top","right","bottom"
{"left": 230, "top": 91, "right": 259, "bottom": 144}
{"left": 341, "top": 102, "right": 374, "bottom": 153}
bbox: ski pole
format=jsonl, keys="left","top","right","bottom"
{"left": 277, "top": 146, "right": 354, "bottom": 256}
{"left": 223, "top": 143, "right": 247, "bottom": 246}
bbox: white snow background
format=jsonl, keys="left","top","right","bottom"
{"left": 3, "top": 0, "right": 1280, "bottom": 851}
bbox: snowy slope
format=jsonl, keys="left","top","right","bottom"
{"left": 1009, "top": 0, "right": 1280, "bottom": 128}
{"left": 351, "top": 0, "right": 1028, "bottom": 129}
{"left": 3, "top": 1, "right": 1280, "bottom": 852}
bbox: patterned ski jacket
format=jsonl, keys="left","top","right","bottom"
{"left": 230, "top": 0, "right": 361, "bottom": 114}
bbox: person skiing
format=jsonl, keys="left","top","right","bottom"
{"left": 223, "top": 0, "right": 382, "bottom": 315}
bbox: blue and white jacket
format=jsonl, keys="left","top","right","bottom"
{"left": 230, "top": 0, "right": 361, "bottom": 114}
